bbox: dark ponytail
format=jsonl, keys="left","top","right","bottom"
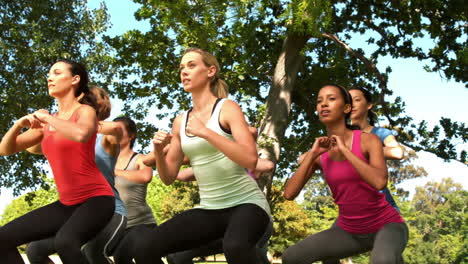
{"left": 348, "top": 87, "right": 377, "bottom": 126}
{"left": 56, "top": 59, "right": 99, "bottom": 116}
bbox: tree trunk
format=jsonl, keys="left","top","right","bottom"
{"left": 257, "top": 32, "right": 310, "bottom": 198}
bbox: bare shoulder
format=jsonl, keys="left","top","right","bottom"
{"left": 361, "top": 132, "right": 383, "bottom": 152}
{"left": 172, "top": 113, "right": 185, "bottom": 134}
{"left": 221, "top": 99, "right": 242, "bottom": 112}
{"left": 76, "top": 104, "right": 97, "bottom": 118}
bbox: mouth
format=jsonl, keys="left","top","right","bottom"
{"left": 320, "top": 110, "right": 331, "bottom": 116}
{"left": 182, "top": 79, "right": 190, "bottom": 85}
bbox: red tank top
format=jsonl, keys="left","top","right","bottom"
{"left": 321, "top": 130, "right": 403, "bottom": 234}
{"left": 41, "top": 106, "right": 113, "bottom": 205}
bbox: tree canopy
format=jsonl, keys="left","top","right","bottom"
{"left": 0, "top": 0, "right": 112, "bottom": 193}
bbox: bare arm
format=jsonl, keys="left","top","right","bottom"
{"left": 284, "top": 137, "right": 330, "bottom": 200}
{"left": 153, "top": 116, "right": 185, "bottom": 185}
{"left": 34, "top": 105, "right": 97, "bottom": 143}
{"left": 382, "top": 135, "right": 404, "bottom": 160}
{"left": 114, "top": 154, "right": 153, "bottom": 184}
{"left": 0, "top": 115, "right": 44, "bottom": 155}
{"left": 333, "top": 133, "right": 388, "bottom": 190}
{"left": 176, "top": 167, "right": 196, "bottom": 182}
{"left": 187, "top": 100, "right": 258, "bottom": 170}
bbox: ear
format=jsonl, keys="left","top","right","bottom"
{"left": 71, "top": 75, "right": 80, "bottom": 86}
{"left": 207, "top": 65, "right": 217, "bottom": 78}
{"left": 344, "top": 103, "right": 352, "bottom": 114}
{"left": 367, "top": 103, "right": 373, "bottom": 111}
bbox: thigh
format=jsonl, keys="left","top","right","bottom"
{"left": 371, "top": 222, "right": 409, "bottom": 264}
{"left": 83, "top": 213, "right": 127, "bottom": 264}
{"left": 113, "top": 224, "right": 156, "bottom": 264}
{"left": 282, "top": 226, "right": 368, "bottom": 264}
{"left": 138, "top": 208, "right": 228, "bottom": 256}
{"left": 0, "top": 201, "right": 73, "bottom": 247}
{"left": 223, "top": 204, "right": 270, "bottom": 246}
{"left": 26, "top": 237, "right": 57, "bottom": 264}
{"left": 166, "top": 239, "right": 223, "bottom": 264}
{"left": 56, "top": 196, "right": 115, "bottom": 248}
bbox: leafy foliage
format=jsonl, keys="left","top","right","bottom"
{"left": 0, "top": 0, "right": 113, "bottom": 194}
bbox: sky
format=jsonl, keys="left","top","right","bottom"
{"left": 0, "top": 0, "right": 466, "bottom": 214}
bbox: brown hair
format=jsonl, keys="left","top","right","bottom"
{"left": 183, "top": 48, "right": 229, "bottom": 98}
{"left": 89, "top": 86, "right": 111, "bottom": 121}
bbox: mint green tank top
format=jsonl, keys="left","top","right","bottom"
{"left": 180, "top": 99, "right": 270, "bottom": 216}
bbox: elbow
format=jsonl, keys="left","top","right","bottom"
{"left": 161, "top": 176, "right": 174, "bottom": 186}
{"left": 75, "top": 131, "right": 92, "bottom": 143}
{"left": 375, "top": 173, "right": 388, "bottom": 190}
{"left": 395, "top": 148, "right": 404, "bottom": 160}
{"left": 246, "top": 154, "right": 258, "bottom": 171}
{"left": 283, "top": 191, "right": 296, "bottom": 201}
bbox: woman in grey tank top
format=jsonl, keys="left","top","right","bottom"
{"left": 111, "top": 116, "right": 157, "bottom": 264}
{"left": 133, "top": 48, "right": 271, "bottom": 264}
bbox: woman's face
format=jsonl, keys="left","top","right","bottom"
{"left": 349, "top": 89, "right": 372, "bottom": 121}
{"left": 316, "top": 85, "right": 350, "bottom": 124}
{"left": 47, "top": 62, "right": 78, "bottom": 97}
{"left": 179, "top": 51, "right": 215, "bottom": 93}
{"left": 117, "top": 122, "right": 133, "bottom": 148}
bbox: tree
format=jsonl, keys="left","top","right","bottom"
{"left": 403, "top": 178, "right": 467, "bottom": 264}
{"left": 106, "top": 0, "right": 467, "bottom": 199}
{"left": 0, "top": 0, "right": 113, "bottom": 194}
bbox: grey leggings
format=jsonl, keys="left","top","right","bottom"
{"left": 282, "top": 222, "right": 408, "bottom": 264}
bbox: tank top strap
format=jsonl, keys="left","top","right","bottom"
{"left": 351, "top": 130, "right": 366, "bottom": 161}
{"left": 125, "top": 153, "right": 140, "bottom": 171}
{"left": 180, "top": 110, "right": 189, "bottom": 139}
{"left": 210, "top": 98, "right": 226, "bottom": 124}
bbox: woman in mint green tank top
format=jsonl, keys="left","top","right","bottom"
{"left": 133, "top": 48, "right": 270, "bottom": 264}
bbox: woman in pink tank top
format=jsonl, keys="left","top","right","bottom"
{"left": 282, "top": 84, "right": 408, "bottom": 264}
{"left": 0, "top": 60, "right": 115, "bottom": 264}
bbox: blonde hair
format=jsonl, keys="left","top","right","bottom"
{"left": 89, "top": 86, "right": 111, "bottom": 121}
{"left": 183, "top": 48, "right": 229, "bottom": 98}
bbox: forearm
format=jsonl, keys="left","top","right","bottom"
{"left": 284, "top": 152, "right": 318, "bottom": 200}
{"left": 342, "top": 149, "right": 387, "bottom": 190}
{"left": 47, "top": 116, "right": 95, "bottom": 142}
{"left": 114, "top": 169, "right": 151, "bottom": 184}
{"left": 202, "top": 129, "right": 257, "bottom": 170}
{"left": 154, "top": 150, "right": 179, "bottom": 185}
{"left": 0, "top": 123, "right": 24, "bottom": 155}
{"left": 176, "top": 168, "right": 196, "bottom": 182}
{"left": 383, "top": 146, "right": 404, "bottom": 160}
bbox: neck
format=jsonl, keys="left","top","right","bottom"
{"left": 190, "top": 87, "right": 217, "bottom": 113}
{"left": 326, "top": 120, "right": 348, "bottom": 137}
{"left": 119, "top": 144, "right": 134, "bottom": 157}
{"left": 57, "top": 93, "right": 80, "bottom": 113}
{"left": 352, "top": 116, "right": 373, "bottom": 132}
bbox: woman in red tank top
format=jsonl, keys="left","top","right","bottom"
{"left": 0, "top": 59, "right": 115, "bottom": 264}
{"left": 282, "top": 84, "right": 408, "bottom": 264}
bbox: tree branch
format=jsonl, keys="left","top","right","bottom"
{"left": 321, "top": 32, "right": 396, "bottom": 127}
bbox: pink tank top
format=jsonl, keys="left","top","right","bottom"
{"left": 41, "top": 107, "right": 113, "bottom": 205}
{"left": 321, "top": 130, "right": 403, "bottom": 234}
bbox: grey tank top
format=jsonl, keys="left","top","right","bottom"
{"left": 115, "top": 153, "right": 156, "bottom": 228}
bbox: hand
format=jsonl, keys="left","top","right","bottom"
{"left": 330, "top": 135, "right": 346, "bottom": 153}
{"left": 152, "top": 131, "right": 172, "bottom": 153}
{"left": 186, "top": 115, "right": 208, "bottom": 138}
{"left": 16, "top": 114, "right": 42, "bottom": 129}
{"left": 32, "top": 109, "right": 50, "bottom": 124}
{"left": 310, "top": 136, "right": 332, "bottom": 156}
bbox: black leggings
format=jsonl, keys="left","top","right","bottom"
{"left": 133, "top": 203, "right": 270, "bottom": 264}
{"left": 0, "top": 196, "right": 114, "bottom": 264}
{"left": 166, "top": 219, "right": 273, "bottom": 264}
{"left": 282, "top": 222, "right": 409, "bottom": 264}
{"left": 25, "top": 213, "right": 127, "bottom": 264}
{"left": 112, "top": 223, "right": 157, "bottom": 264}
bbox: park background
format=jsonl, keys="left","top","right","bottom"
{"left": 0, "top": 1, "right": 466, "bottom": 263}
